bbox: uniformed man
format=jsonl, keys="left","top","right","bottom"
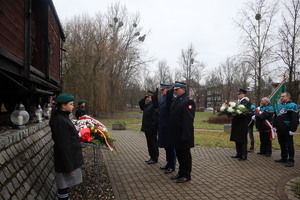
{"left": 75, "top": 100, "right": 86, "bottom": 119}
{"left": 169, "top": 81, "right": 195, "bottom": 183}
{"left": 155, "top": 83, "right": 176, "bottom": 174}
{"left": 230, "top": 88, "right": 252, "bottom": 161}
{"left": 273, "top": 92, "right": 299, "bottom": 167}
{"left": 139, "top": 90, "right": 159, "bottom": 164}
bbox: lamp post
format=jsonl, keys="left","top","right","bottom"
{"left": 255, "top": 13, "right": 262, "bottom": 104}
{"left": 10, "top": 104, "right": 30, "bottom": 129}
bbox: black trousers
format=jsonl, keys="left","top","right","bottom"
{"left": 259, "top": 131, "right": 272, "bottom": 154}
{"left": 175, "top": 148, "right": 192, "bottom": 178}
{"left": 278, "top": 133, "right": 294, "bottom": 162}
{"left": 235, "top": 142, "right": 247, "bottom": 157}
{"left": 145, "top": 131, "right": 159, "bottom": 161}
{"left": 165, "top": 148, "right": 176, "bottom": 169}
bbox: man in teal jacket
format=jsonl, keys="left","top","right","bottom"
{"left": 273, "top": 92, "right": 299, "bottom": 167}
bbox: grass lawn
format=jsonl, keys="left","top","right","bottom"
{"left": 97, "top": 110, "right": 300, "bottom": 150}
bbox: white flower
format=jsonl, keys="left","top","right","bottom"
{"left": 220, "top": 105, "right": 226, "bottom": 111}
{"left": 229, "top": 102, "right": 236, "bottom": 107}
{"left": 236, "top": 110, "right": 242, "bottom": 114}
{"left": 237, "top": 105, "right": 245, "bottom": 109}
{"left": 227, "top": 107, "right": 234, "bottom": 113}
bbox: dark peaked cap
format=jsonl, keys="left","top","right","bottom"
{"left": 237, "top": 88, "right": 247, "bottom": 94}
{"left": 174, "top": 81, "right": 188, "bottom": 89}
{"left": 160, "top": 83, "right": 171, "bottom": 89}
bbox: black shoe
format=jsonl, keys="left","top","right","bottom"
{"left": 165, "top": 168, "right": 175, "bottom": 174}
{"left": 147, "top": 160, "right": 157, "bottom": 164}
{"left": 176, "top": 177, "right": 191, "bottom": 183}
{"left": 160, "top": 165, "right": 168, "bottom": 170}
{"left": 265, "top": 153, "right": 272, "bottom": 157}
{"left": 231, "top": 155, "right": 241, "bottom": 158}
{"left": 239, "top": 155, "right": 247, "bottom": 161}
{"left": 285, "top": 162, "right": 294, "bottom": 167}
{"left": 145, "top": 159, "right": 152, "bottom": 163}
{"left": 248, "top": 147, "right": 254, "bottom": 152}
{"left": 274, "top": 159, "right": 287, "bottom": 163}
{"left": 257, "top": 152, "right": 266, "bottom": 155}
{"left": 171, "top": 174, "right": 182, "bottom": 179}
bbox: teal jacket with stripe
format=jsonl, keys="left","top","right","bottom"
{"left": 273, "top": 100, "right": 299, "bottom": 134}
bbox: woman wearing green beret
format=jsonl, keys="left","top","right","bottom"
{"left": 50, "top": 94, "right": 84, "bottom": 200}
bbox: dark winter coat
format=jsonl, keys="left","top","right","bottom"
{"left": 75, "top": 107, "right": 86, "bottom": 119}
{"left": 158, "top": 96, "right": 171, "bottom": 148}
{"left": 255, "top": 104, "right": 274, "bottom": 132}
{"left": 273, "top": 100, "right": 299, "bottom": 134}
{"left": 139, "top": 99, "right": 159, "bottom": 133}
{"left": 50, "top": 110, "right": 84, "bottom": 173}
{"left": 169, "top": 93, "right": 195, "bottom": 148}
{"left": 230, "top": 98, "right": 252, "bottom": 143}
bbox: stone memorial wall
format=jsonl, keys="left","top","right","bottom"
{"left": 0, "top": 121, "right": 56, "bottom": 200}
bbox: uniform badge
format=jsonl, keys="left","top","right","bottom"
{"left": 188, "top": 105, "right": 193, "bottom": 109}
{"left": 280, "top": 109, "right": 284, "bottom": 114}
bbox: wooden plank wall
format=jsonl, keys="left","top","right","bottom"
{"left": 48, "top": 8, "right": 60, "bottom": 82}
{"left": 0, "top": 0, "right": 25, "bottom": 61}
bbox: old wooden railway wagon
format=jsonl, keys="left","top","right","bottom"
{"left": 0, "top": 0, "right": 65, "bottom": 113}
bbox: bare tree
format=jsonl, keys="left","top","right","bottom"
{"left": 155, "top": 59, "right": 173, "bottom": 84}
{"left": 177, "top": 43, "right": 205, "bottom": 95}
{"left": 235, "top": 0, "right": 279, "bottom": 104}
{"left": 205, "top": 71, "right": 223, "bottom": 113}
{"left": 190, "top": 62, "right": 206, "bottom": 105}
{"left": 218, "top": 57, "right": 238, "bottom": 102}
{"left": 61, "top": 3, "right": 149, "bottom": 115}
{"left": 278, "top": 0, "right": 300, "bottom": 103}
{"left": 212, "top": 56, "right": 254, "bottom": 103}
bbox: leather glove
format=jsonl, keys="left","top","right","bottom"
{"left": 289, "top": 131, "right": 295, "bottom": 136}
{"left": 251, "top": 115, "right": 256, "bottom": 120}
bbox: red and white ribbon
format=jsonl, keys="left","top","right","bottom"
{"left": 263, "top": 119, "right": 275, "bottom": 140}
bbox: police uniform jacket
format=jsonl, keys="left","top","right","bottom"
{"left": 139, "top": 99, "right": 159, "bottom": 133}
{"left": 255, "top": 104, "right": 274, "bottom": 132}
{"left": 169, "top": 93, "right": 195, "bottom": 148}
{"left": 230, "top": 98, "right": 252, "bottom": 143}
{"left": 50, "top": 110, "right": 84, "bottom": 173}
{"left": 273, "top": 100, "right": 299, "bottom": 134}
{"left": 158, "top": 96, "right": 171, "bottom": 148}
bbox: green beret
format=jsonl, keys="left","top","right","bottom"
{"left": 78, "top": 99, "right": 85, "bottom": 105}
{"left": 55, "top": 94, "right": 74, "bottom": 103}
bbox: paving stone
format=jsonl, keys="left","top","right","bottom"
{"left": 1, "top": 186, "right": 10, "bottom": 200}
{"left": 1, "top": 150, "right": 10, "bottom": 162}
{"left": 102, "top": 129, "right": 300, "bottom": 200}
{"left": 7, "top": 182, "right": 14, "bottom": 194}
{"left": 0, "top": 152, "right": 5, "bottom": 165}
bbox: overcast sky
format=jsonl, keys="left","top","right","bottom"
{"left": 52, "top": 0, "right": 247, "bottom": 71}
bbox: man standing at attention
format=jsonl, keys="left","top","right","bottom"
{"left": 273, "top": 92, "right": 299, "bottom": 167}
{"left": 169, "top": 82, "right": 195, "bottom": 183}
{"left": 155, "top": 83, "right": 176, "bottom": 174}
{"left": 230, "top": 89, "right": 252, "bottom": 161}
{"left": 139, "top": 90, "right": 159, "bottom": 164}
